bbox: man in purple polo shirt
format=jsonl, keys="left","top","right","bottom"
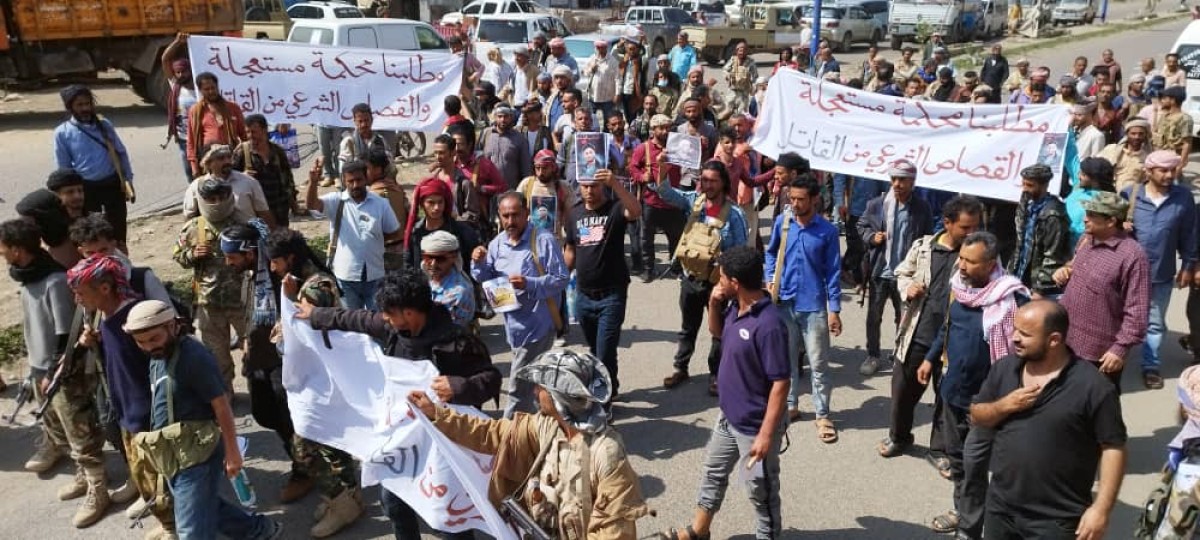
{"left": 659, "top": 245, "right": 790, "bottom": 540}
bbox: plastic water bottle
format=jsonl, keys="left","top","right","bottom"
{"left": 566, "top": 271, "right": 578, "bottom": 325}
{"left": 230, "top": 469, "right": 257, "bottom": 508}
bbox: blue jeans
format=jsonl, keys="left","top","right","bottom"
{"left": 338, "top": 278, "right": 381, "bottom": 311}
{"left": 576, "top": 288, "right": 628, "bottom": 394}
{"left": 1142, "top": 281, "right": 1175, "bottom": 372}
{"left": 177, "top": 140, "right": 194, "bottom": 184}
{"left": 169, "top": 445, "right": 275, "bottom": 540}
{"left": 779, "top": 302, "right": 832, "bottom": 418}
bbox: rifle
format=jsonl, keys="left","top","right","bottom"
{"left": 499, "top": 497, "right": 551, "bottom": 540}
{"left": 33, "top": 309, "right": 88, "bottom": 419}
{"left": 6, "top": 376, "right": 33, "bottom": 424}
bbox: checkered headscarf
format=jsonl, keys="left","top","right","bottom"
{"left": 67, "top": 254, "right": 138, "bottom": 302}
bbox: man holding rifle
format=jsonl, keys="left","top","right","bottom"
{"left": 0, "top": 219, "right": 110, "bottom": 528}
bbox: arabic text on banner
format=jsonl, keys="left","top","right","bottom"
{"left": 749, "top": 70, "right": 1071, "bottom": 203}
{"left": 188, "top": 35, "right": 463, "bottom": 130}
{"left": 279, "top": 299, "right": 516, "bottom": 540}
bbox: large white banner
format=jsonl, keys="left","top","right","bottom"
{"left": 750, "top": 70, "right": 1072, "bottom": 202}
{"left": 279, "top": 300, "right": 516, "bottom": 540}
{"left": 187, "top": 35, "right": 462, "bottom": 130}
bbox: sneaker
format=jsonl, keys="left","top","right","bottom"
{"left": 110, "top": 480, "right": 139, "bottom": 504}
{"left": 859, "top": 356, "right": 882, "bottom": 376}
{"left": 24, "top": 442, "right": 63, "bottom": 473}
{"left": 125, "top": 497, "right": 150, "bottom": 520}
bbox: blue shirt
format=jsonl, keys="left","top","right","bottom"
{"left": 471, "top": 226, "right": 568, "bottom": 347}
{"left": 882, "top": 203, "right": 911, "bottom": 279}
{"left": 926, "top": 300, "right": 992, "bottom": 411}
{"left": 764, "top": 212, "right": 842, "bottom": 313}
{"left": 149, "top": 337, "right": 225, "bottom": 430}
{"left": 669, "top": 45, "right": 697, "bottom": 81}
{"left": 53, "top": 117, "right": 134, "bottom": 182}
{"left": 718, "top": 297, "right": 791, "bottom": 437}
{"left": 654, "top": 183, "right": 748, "bottom": 253}
{"left": 319, "top": 191, "right": 401, "bottom": 283}
{"left": 1064, "top": 186, "right": 1099, "bottom": 246}
{"left": 431, "top": 269, "right": 476, "bottom": 328}
{"left": 832, "top": 174, "right": 884, "bottom": 217}
{"left": 1123, "top": 184, "right": 1198, "bottom": 284}
{"left": 100, "top": 301, "right": 153, "bottom": 433}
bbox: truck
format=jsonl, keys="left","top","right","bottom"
{"left": 887, "top": 0, "right": 984, "bottom": 50}
{"left": 599, "top": 6, "right": 698, "bottom": 57}
{"left": 684, "top": 4, "right": 809, "bottom": 65}
{"left": 0, "top": 0, "right": 243, "bottom": 108}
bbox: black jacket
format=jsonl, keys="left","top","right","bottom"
{"left": 1007, "top": 194, "right": 1071, "bottom": 294}
{"left": 857, "top": 195, "right": 934, "bottom": 280}
{"left": 309, "top": 304, "right": 501, "bottom": 407}
{"left": 980, "top": 55, "right": 1010, "bottom": 93}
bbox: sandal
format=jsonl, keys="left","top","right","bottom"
{"left": 927, "top": 454, "right": 952, "bottom": 480}
{"left": 663, "top": 370, "right": 689, "bottom": 389}
{"left": 930, "top": 510, "right": 959, "bottom": 533}
{"left": 877, "top": 437, "right": 909, "bottom": 458}
{"left": 815, "top": 418, "right": 838, "bottom": 444}
{"left": 658, "top": 525, "right": 710, "bottom": 540}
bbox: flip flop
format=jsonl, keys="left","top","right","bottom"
{"left": 815, "top": 418, "right": 838, "bottom": 444}
{"left": 930, "top": 510, "right": 959, "bottom": 533}
{"left": 658, "top": 525, "right": 710, "bottom": 540}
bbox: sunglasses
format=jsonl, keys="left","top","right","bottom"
{"left": 421, "top": 254, "right": 451, "bottom": 263}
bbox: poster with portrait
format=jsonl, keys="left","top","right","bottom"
{"left": 530, "top": 194, "right": 557, "bottom": 234}
{"left": 575, "top": 132, "right": 610, "bottom": 183}
{"left": 666, "top": 133, "right": 702, "bottom": 170}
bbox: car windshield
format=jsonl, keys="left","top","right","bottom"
{"left": 565, "top": 40, "right": 596, "bottom": 59}
{"left": 516, "top": 0, "right": 539, "bottom": 10}
{"left": 477, "top": 20, "right": 528, "bottom": 43}
{"left": 333, "top": 7, "right": 363, "bottom": 17}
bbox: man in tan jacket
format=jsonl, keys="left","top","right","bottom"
{"left": 408, "top": 349, "right": 649, "bottom": 539}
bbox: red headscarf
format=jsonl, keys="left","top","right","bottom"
{"left": 404, "top": 177, "right": 456, "bottom": 251}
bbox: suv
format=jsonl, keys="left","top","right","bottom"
{"left": 474, "top": 13, "right": 571, "bottom": 64}
{"left": 800, "top": 4, "right": 884, "bottom": 52}
{"left": 441, "top": 0, "right": 544, "bottom": 25}
{"left": 288, "top": 18, "right": 449, "bottom": 51}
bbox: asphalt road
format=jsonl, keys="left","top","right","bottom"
{"left": 0, "top": 14, "right": 1195, "bottom": 540}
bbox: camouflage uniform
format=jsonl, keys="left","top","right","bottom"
{"left": 173, "top": 215, "right": 248, "bottom": 392}
{"left": 34, "top": 363, "right": 105, "bottom": 482}
{"left": 281, "top": 264, "right": 360, "bottom": 499}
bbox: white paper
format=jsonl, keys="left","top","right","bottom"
{"left": 666, "top": 132, "right": 702, "bottom": 170}
{"left": 481, "top": 277, "right": 520, "bottom": 313}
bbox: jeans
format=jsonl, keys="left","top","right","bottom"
{"left": 169, "top": 446, "right": 275, "bottom": 540}
{"left": 640, "top": 205, "right": 686, "bottom": 274}
{"left": 317, "top": 126, "right": 341, "bottom": 180}
{"left": 696, "top": 411, "right": 784, "bottom": 540}
{"left": 779, "top": 304, "right": 831, "bottom": 417}
{"left": 984, "top": 511, "right": 1077, "bottom": 540}
{"left": 674, "top": 276, "right": 722, "bottom": 377}
{"left": 1142, "top": 281, "right": 1175, "bottom": 372}
{"left": 866, "top": 277, "right": 902, "bottom": 358}
{"left": 576, "top": 288, "right": 628, "bottom": 394}
{"left": 339, "top": 278, "right": 381, "bottom": 311}
{"left": 177, "top": 140, "right": 195, "bottom": 184}
{"left": 380, "top": 487, "right": 475, "bottom": 540}
{"left": 504, "top": 332, "right": 555, "bottom": 418}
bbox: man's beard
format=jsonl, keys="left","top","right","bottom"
{"left": 148, "top": 338, "right": 177, "bottom": 360}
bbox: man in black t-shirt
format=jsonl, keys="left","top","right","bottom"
{"left": 564, "top": 169, "right": 643, "bottom": 402}
{"left": 971, "top": 300, "right": 1126, "bottom": 540}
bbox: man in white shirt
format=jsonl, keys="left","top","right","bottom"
{"left": 584, "top": 40, "right": 620, "bottom": 127}
{"left": 1072, "top": 102, "right": 1106, "bottom": 160}
{"left": 304, "top": 159, "right": 402, "bottom": 310}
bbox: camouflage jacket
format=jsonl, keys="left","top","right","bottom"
{"left": 172, "top": 216, "right": 246, "bottom": 309}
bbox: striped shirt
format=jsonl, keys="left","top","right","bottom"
{"left": 1060, "top": 232, "right": 1151, "bottom": 361}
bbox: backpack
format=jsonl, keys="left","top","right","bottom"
{"left": 130, "top": 266, "right": 195, "bottom": 335}
{"left": 674, "top": 196, "right": 731, "bottom": 284}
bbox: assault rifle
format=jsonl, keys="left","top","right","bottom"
{"left": 6, "top": 376, "right": 33, "bottom": 424}
{"left": 34, "top": 309, "right": 88, "bottom": 419}
{"left": 500, "top": 497, "right": 551, "bottom": 540}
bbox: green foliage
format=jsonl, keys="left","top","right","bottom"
{"left": 308, "top": 234, "right": 331, "bottom": 259}
{"left": 0, "top": 324, "right": 26, "bottom": 367}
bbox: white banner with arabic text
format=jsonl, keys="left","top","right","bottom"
{"left": 749, "top": 70, "right": 1071, "bottom": 202}
{"left": 279, "top": 300, "right": 515, "bottom": 539}
{"left": 188, "top": 35, "right": 461, "bottom": 130}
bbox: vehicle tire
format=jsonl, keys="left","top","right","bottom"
{"left": 146, "top": 62, "right": 169, "bottom": 110}
{"left": 890, "top": 34, "right": 902, "bottom": 50}
{"left": 245, "top": 6, "right": 270, "bottom": 22}
{"left": 652, "top": 39, "right": 666, "bottom": 57}
{"left": 870, "top": 30, "right": 881, "bottom": 47}
{"left": 705, "top": 47, "right": 722, "bottom": 66}
{"left": 839, "top": 32, "right": 852, "bottom": 53}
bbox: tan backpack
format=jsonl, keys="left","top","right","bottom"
{"left": 675, "top": 195, "right": 731, "bottom": 284}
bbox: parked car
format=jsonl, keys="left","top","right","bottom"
{"left": 441, "top": 0, "right": 545, "bottom": 26}
{"left": 246, "top": 0, "right": 363, "bottom": 40}
{"left": 474, "top": 13, "right": 572, "bottom": 64}
{"left": 678, "top": 0, "right": 730, "bottom": 27}
{"left": 288, "top": 1, "right": 365, "bottom": 19}
{"left": 563, "top": 34, "right": 625, "bottom": 96}
{"left": 799, "top": 4, "right": 885, "bottom": 52}
{"left": 1052, "top": 0, "right": 1097, "bottom": 26}
{"left": 599, "top": 6, "right": 695, "bottom": 56}
{"left": 287, "top": 18, "right": 449, "bottom": 51}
